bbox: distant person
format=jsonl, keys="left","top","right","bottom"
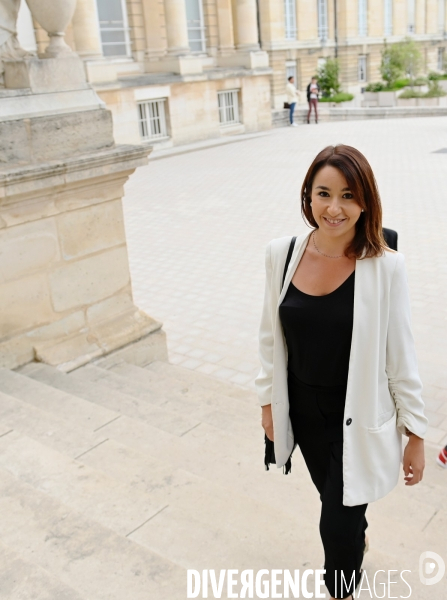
{"left": 436, "top": 444, "right": 447, "bottom": 468}
{"left": 286, "top": 76, "right": 301, "bottom": 127}
{"left": 306, "top": 76, "right": 320, "bottom": 124}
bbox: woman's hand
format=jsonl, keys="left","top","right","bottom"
{"left": 403, "top": 434, "right": 425, "bottom": 485}
{"left": 262, "top": 404, "right": 274, "bottom": 441}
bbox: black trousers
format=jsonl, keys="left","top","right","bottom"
{"left": 288, "top": 373, "right": 368, "bottom": 599}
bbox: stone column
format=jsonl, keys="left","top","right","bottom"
{"left": 142, "top": 0, "right": 167, "bottom": 59}
{"left": 235, "top": 0, "right": 259, "bottom": 50}
{"left": 216, "top": 0, "right": 235, "bottom": 53}
{"left": 71, "top": 0, "right": 103, "bottom": 59}
{"left": 164, "top": 0, "right": 190, "bottom": 54}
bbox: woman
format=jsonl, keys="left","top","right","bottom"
{"left": 306, "top": 77, "right": 320, "bottom": 124}
{"left": 255, "top": 145, "right": 428, "bottom": 600}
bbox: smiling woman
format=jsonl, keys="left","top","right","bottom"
{"left": 256, "top": 144, "right": 428, "bottom": 600}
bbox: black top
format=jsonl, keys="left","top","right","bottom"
{"left": 279, "top": 271, "right": 355, "bottom": 387}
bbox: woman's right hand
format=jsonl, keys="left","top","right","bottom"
{"left": 262, "top": 404, "right": 274, "bottom": 441}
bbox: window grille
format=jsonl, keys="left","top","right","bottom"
{"left": 96, "top": 0, "right": 131, "bottom": 57}
{"left": 286, "top": 61, "right": 297, "bottom": 83}
{"left": 138, "top": 99, "right": 168, "bottom": 141}
{"left": 407, "top": 0, "right": 416, "bottom": 33}
{"left": 358, "top": 55, "right": 367, "bottom": 82}
{"left": 318, "top": 0, "right": 328, "bottom": 41}
{"left": 284, "top": 0, "right": 297, "bottom": 40}
{"left": 439, "top": 0, "right": 446, "bottom": 34}
{"left": 384, "top": 0, "right": 393, "bottom": 36}
{"left": 218, "top": 90, "right": 240, "bottom": 126}
{"left": 359, "top": 0, "right": 368, "bottom": 36}
{"left": 185, "top": 0, "right": 206, "bottom": 52}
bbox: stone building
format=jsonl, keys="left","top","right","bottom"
{"left": 12, "top": 0, "right": 447, "bottom": 145}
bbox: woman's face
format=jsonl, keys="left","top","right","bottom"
{"left": 310, "top": 165, "right": 363, "bottom": 238}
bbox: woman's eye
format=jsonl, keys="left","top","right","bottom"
{"left": 343, "top": 193, "right": 354, "bottom": 199}
{"left": 318, "top": 191, "right": 329, "bottom": 197}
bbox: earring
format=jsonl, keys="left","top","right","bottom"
{"left": 310, "top": 201, "right": 313, "bottom": 206}
{"left": 361, "top": 209, "right": 364, "bottom": 212}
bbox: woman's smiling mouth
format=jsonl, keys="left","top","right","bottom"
{"left": 323, "top": 216, "right": 347, "bottom": 226}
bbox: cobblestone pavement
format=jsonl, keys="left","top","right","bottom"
{"left": 123, "top": 117, "right": 447, "bottom": 449}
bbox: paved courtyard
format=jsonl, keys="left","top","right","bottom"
{"left": 123, "top": 117, "right": 447, "bottom": 449}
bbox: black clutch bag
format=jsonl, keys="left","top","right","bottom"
{"left": 263, "top": 236, "right": 296, "bottom": 475}
{"left": 283, "top": 102, "right": 290, "bottom": 109}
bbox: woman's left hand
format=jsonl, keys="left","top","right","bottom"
{"left": 403, "top": 435, "right": 425, "bottom": 485}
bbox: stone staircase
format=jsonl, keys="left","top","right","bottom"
{"left": 0, "top": 355, "right": 445, "bottom": 599}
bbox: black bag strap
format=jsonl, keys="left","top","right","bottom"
{"left": 282, "top": 236, "right": 296, "bottom": 290}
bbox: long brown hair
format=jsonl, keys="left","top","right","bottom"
{"left": 301, "top": 145, "right": 387, "bottom": 259}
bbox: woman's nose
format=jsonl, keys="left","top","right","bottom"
{"left": 327, "top": 198, "right": 342, "bottom": 215}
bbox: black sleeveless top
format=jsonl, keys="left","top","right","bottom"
{"left": 279, "top": 271, "right": 355, "bottom": 387}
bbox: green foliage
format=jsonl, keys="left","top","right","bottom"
{"left": 380, "top": 38, "right": 422, "bottom": 88}
{"left": 365, "top": 82, "right": 386, "bottom": 92}
{"left": 424, "top": 80, "right": 447, "bottom": 97}
{"left": 317, "top": 58, "right": 341, "bottom": 97}
{"left": 320, "top": 92, "right": 354, "bottom": 103}
{"left": 398, "top": 88, "right": 423, "bottom": 99}
{"left": 365, "top": 78, "right": 409, "bottom": 92}
{"left": 380, "top": 43, "right": 403, "bottom": 88}
{"left": 413, "top": 76, "right": 428, "bottom": 86}
{"left": 428, "top": 71, "right": 447, "bottom": 81}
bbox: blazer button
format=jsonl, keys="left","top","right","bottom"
{"left": 346, "top": 418, "right": 352, "bottom": 426}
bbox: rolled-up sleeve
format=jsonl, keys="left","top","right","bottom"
{"left": 255, "top": 242, "right": 275, "bottom": 407}
{"left": 386, "top": 253, "right": 428, "bottom": 438}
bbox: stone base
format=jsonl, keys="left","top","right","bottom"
{"left": 217, "top": 51, "right": 269, "bottom": 70}
{"left": 0, "top": 309, "right": 164, "bottom": 372}
{"left": 3, "top": 56, "right": 89, "bottom": 93}
{"left": 84, "top": 60, "right": 118, "bottom": 84}
{"left": 145, "top": 55, "right": 203, "bottom": 75}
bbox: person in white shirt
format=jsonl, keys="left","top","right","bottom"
{"left": 285, "top": 76, "right": 301, "bottom": 127}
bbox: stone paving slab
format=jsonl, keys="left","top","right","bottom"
{"left": 123, "top": 117, "right": 447, "bottom": 450}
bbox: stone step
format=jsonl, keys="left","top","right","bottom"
{"left": 143, "top": 359, "right": 255, "bottom": 403}
{"left": 0, "top": 467, "right": 186, "bottom": 600}
{"left": 72, "top": 363, "right": 260, "bottom": 439}
{"left": 0, "top": 390, "right": 107, "bottom": 458}
{"left": 0, "top": 367, "right": 116, "bottom": 431}
{"left": 0, "top": 541, "right": 85, "bottom": 600}
{"left": 24, "top": 363, "right": 200, "bottom": 438}
{"left": 0, "top": 431, "right": 166, "bottom": 537}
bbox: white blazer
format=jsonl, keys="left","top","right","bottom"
{"left": 255, "top": 231, "right": 428, "bottom": 506}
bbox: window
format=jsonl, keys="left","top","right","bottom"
{"left": 358, "top": 55, "right": 367, "bottom": 82}
{"left": 384, "top": 0, "right": 393, "bottom": 36}
{"left": 284, "top": 0, "right": 297, "bottom": 40}
{"left": 359, "top": 0, "right": 368, "bottom": 36}
{"left": 407, "top": 0, "right": 415, "bottom": 33}
{"left": 185, "top": 0, "right": 206, "bottom": 52}
{"left": 96, "top": 0, "right": 131, "bottom": 57}
{"left": 218, "top": 90, "right": 240, "bottom": 126}
{"left": 439, "top": 0, "right": 446, "bottom": 34}
{"left": 438, "top": 48, "right": 445, "bottom": 71}
{"left": 138, "top": 99, "right": 168, "bottom": 141}
{"left": 318, "top": 0, "right": 328, "bottom": 41}
{"left": 286, "top": 60, "right": 297, "bottom": 84}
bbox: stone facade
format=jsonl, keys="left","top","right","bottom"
{"left": 0, "top": 48, "right": 165, "bottom": 371}
{"left": 9, "top": 0, "right": 447, "bottom": 144}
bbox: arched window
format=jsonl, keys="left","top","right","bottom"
{"left": 185, "top": 0, "right": 206, "bottom": 52}
{"left": 384, "top": 0, "right": 393, "bottom": 36}
{"left": 318, "top": 0, "right": 328, "bottom": 41}
{"left": 359, "top": 0, "right": 368, "bottom": 36}
{"left": 96, "top": 0, "right": 131, "bottom": 57}
{"left": 284, "top": 0, "right": 297, "bottom": 40}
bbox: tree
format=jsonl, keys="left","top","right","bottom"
{"left": 397, "top": 37, "right": 422, "bottom": 85}
{"left": 380, "top": 42, "right": 404, "bottom": 88}
{"left": 317, "top": 58, "right": 341, "bottom": 97}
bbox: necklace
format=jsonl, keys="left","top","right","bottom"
{"left": 312, "top": 231, "right": 344, "bottom": 259}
